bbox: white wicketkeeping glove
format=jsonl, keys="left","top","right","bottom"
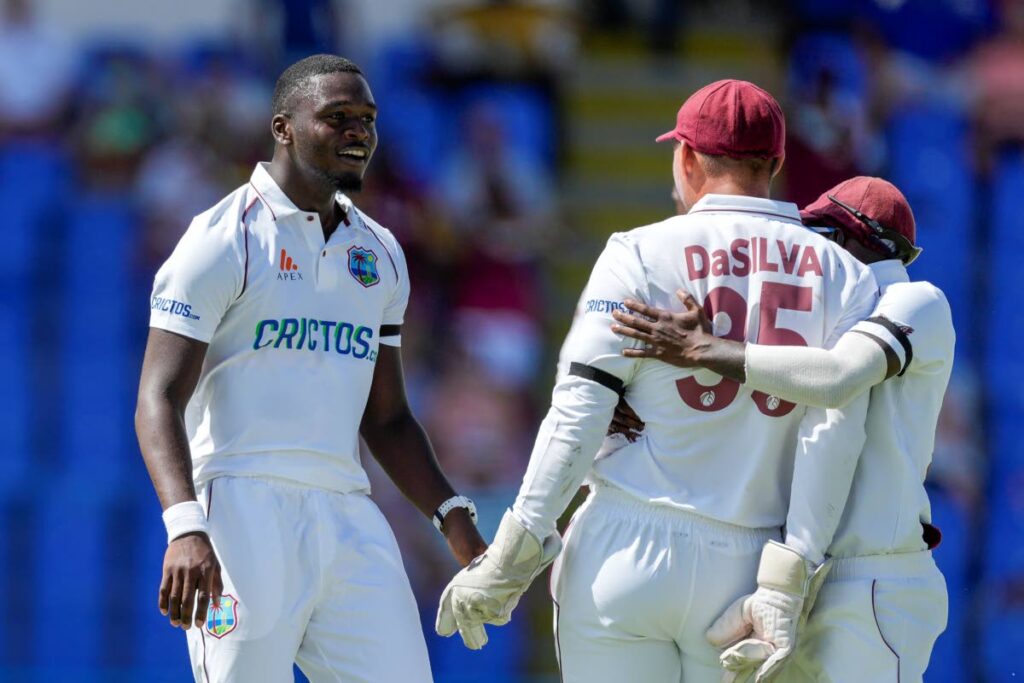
{"left": 435, "top": 510, "right": 562, "bottom": 650}
{"left": 706, "top": 540, "right": 831, "bottom": 682}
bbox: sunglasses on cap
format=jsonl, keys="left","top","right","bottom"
{"left": 827, "top": 194, "right": 923, "bottom": 266}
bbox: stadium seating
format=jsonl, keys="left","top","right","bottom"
{"left": 925, "top": 485, "right": 970, "bottom": 682}
{"left": 886, "top": 103, "right": 976, "bottom": 362}
{"left": 58, "top": 191, "right": 141, "bottom": 495}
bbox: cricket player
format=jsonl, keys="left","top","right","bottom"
{"left": 134, "top": 54, "right": 487, "bottom": 682}
{"left": 611, "top": 177, "right": 951, "bottom": 682}
{"left": 435, "top": 80, "right": 880, "bottom": 682}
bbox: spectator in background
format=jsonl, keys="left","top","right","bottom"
{"left": 969, "top": 0, "right": 1024, "bottom": 166}
{"left": 0, "top": 0, "right": 75, "bottom": 140}
{"left": 440, "top": 101, "right": 556, "bottom": 389}
{"left": 782, "top": 32, "right": 880, "bottom": 206}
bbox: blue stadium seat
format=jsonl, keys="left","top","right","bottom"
{"left": 979, "top": 585, "right": 1024, "bottom": 681}
{"left": 0, "top": 141, "right": 68, "bottom": 278}
{"left": 982, "top": 424, "right": 1024, "bottom": 581}
{"left": 457, "top": 84, "right": 556, "bottom": 170}
{"left": 924, "top": 486, "right": 969, "bottom": 682}
{"left": 886, "top": 103, "right": 976, "bottom": 361}
{"left": 987, "top": 150, "right": 1024, "bottom": 401}
{"left": 32, "top": 485, "right": 108, "bottom": 672}
{"left": 58, "top": 192, "right": 139, "bottom": 493}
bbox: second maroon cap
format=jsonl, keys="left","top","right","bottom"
{"left": 656, "top": 79, "right": 786, "bottom": 159}
{"left": 800, "top": 176, "right": 916, "bottom": 248}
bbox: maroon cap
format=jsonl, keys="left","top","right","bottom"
{"left": 656, "top": 79, "right": 786, "bottom": 159}
{"left": 801, "top": 176, "right": 916, "bottom": 252}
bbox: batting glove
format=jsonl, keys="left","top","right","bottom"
{"left": 436, "top": 510, "right": 561, "bottom": 650}
{"left": 706, "top": 541, "right": 831, "bottom": 682}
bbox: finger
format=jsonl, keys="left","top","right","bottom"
{"left": 621, "top": 298, "right": 660, "bottom": 319}
{"left": 167, "top": 570, "right": 183, "bottom": 627}
{"left": 179, "top": 571, "right": 197, "bottom": 629}
{"left": 210, "top": 563, "right": 224, "bottom": 609}
{"left": 610, "top": 310, "right": 655, "bottom": 334}
{"left": 436, "top": 588, "right": 458, "bottom": 637}
{"left": 706, "top": 595, "right": 754, "bottom": 648}
{"left": 611, "top": 411, "right": 644, "bottom": 430}
{"left": 676, "top": 290, "right": 701, "bottom": 312}
{"left": 459, "top": 622, "right": 488, "bottom": 650}
{"left": 194, "top": 568, "right": 215, "bottom": 628}
{"left": 158, "top": 567, "right": 171, "bottom": 616}
{"left": 611, "top": 324, "right": 655, "bottom": 342}
{"left": 720, "top": 638, "right": 774, "bottom": 671}
{"left": 753, "top": 649, "right": 790, "bottom": 683}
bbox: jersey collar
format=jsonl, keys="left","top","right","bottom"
{"left": 868, "top": 259, "right": 909, "bottom": 288}
{"left": 687, "top": 194, "right": 802, "bottom": 224}
{"left": 248, "top": 162, "right": 354, "bottom": 221}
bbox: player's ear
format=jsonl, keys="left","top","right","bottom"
{"left": 271, "top": 114, "right": 293, "bottom": 146}
{"left": 770, "top": 154, "right": 784, "bottom": 179}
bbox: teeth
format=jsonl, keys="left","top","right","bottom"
{"left": 340, "top": 149, "right": 367, "bottom": 159}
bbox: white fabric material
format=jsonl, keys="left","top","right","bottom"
{"left": 744, "top": 334, "right": 888, "bottom": 409}
{"left": 828, "top": 261, "right": 955, "bottom": 558}
{"left": 710, "top": 541, "right": 833, "bottom": 682}
{"left": 513, "top": 193, "right": 878, "bottom": 541}
{"left": 784, "top": 396, "right": 869, "bottom": 564}
{"left": 551, "top": 485, "right": 780, "bottom": 683}
{"left": 149, "top": 163, "right": 410, "bottom": 494}
{"left": 162, "top": 500, "right": 210, "bottom": 543}
{"left": 436, "top": 510, "right": 561, "bottom": 649}
{"left": 788, "top": 551, "right": 947, "bottom": 682}
{"left": 186, "top": 476, "right": 431, "bottom": 683}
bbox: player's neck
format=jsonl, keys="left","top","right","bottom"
{"left": 698, "top": 177, "right": 771, "bottom": 201}
{"left": 267, "top": 157, "right": 344, "bottom": 234}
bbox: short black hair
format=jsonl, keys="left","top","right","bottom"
{"left": 272, "top": 54, "right": 363, "bottom": 115}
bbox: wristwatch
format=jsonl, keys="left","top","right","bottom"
{"left": 433, "top": 495, "right": 478, "bottom": 532}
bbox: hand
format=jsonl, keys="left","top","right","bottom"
{"left": 159, "top": 532, "right": 223, "bottom": 630}
{"left": 443, "top": 508, "right": 488, "bottom": 568}
{"left": 607, "top": 396, "right": 645, "bottom": 442}
{"left": 611, "top": 290, "right": 713, "bottom": 366}
{"left": 436, "top": 510, "right": 561, "bottom": 650}
{"left": 706, "top": 542, "right": 830, "bottom": 682}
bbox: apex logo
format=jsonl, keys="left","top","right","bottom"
{"left": 278, "top": 248, "right": 303, "bottom": 281}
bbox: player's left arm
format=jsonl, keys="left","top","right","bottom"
{"left": 360, "top": 236, "right": 486, "bottom": 567}
{"left": 436, "top": 233, "right": 647, "bottom": 650}
{"left": 360, "top": 345, "right": 487, "bottom": 567}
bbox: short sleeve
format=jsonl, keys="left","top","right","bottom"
{"left": 850, "top": 282, "right": 954, "bottom": 377}
{"left": 558, "top": 233, "right": 649, "bottom": 389}
{"left": 824, "top": 251, "right": 878, "bottom": 349}
{"left": 149, "top": 216, "right": 245, "bottom": 343}
{"left": 379, "top": 238, "right": 410, "bottom": 347}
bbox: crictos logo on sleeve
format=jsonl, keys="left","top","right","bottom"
{"left": 253, "top": 318, "right": 377, "bottom": 361}
{"left": 151, "top": 296, "right": 200, "bottom": 320}
{"left": 584, "top": 299, "right": 626, "bottom": 315}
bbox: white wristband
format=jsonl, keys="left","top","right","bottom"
{"left": 162, "top": 501, "right": 209, "bottom": 544}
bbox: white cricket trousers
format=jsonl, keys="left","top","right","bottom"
{"left": 790, "top": 551, "right": 948, "bottom": 683}
{"left": 551, "top": 484, "right": 780, "bottom": 683}
{"left": 185, "top": 476, "right": 433, "bottom": 683}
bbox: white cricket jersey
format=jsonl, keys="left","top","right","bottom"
{"left": 149, "top": 163, "right": 410, "bottom": 493}
{"left": 512, "top": 194, "right": 878, "bottom": 539}
{"left": 829, "top": 260, "right": 955, "bottom": 557}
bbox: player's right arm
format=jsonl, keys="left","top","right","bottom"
{"left": 136, "top": 329, "right": 223, "bottom": 631}
{"left": 612, "top": 292, "right": 894, "bottom": 408}
{"left": 135, "top": 211, "right": 245, "bottom": 631}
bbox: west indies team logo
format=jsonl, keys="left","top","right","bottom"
{"left": 205, "top": 594, "right": 239, "bottom": 639}
{"left": 348, "top": 246, "right": 380, "bottom": 288}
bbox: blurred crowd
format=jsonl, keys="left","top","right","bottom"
{"left": 2, "top": 0, "right": 1023, "bottom": 680}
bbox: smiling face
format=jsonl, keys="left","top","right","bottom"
{"left": 280, "top": 71, "right": 378, "bottom": 193}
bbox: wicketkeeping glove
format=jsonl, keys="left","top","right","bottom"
{"left": 436, "top": 510, "right": 562, "bottom": 650}
{"left": 705, "top": 540, "right": 831, "bottom": 682}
